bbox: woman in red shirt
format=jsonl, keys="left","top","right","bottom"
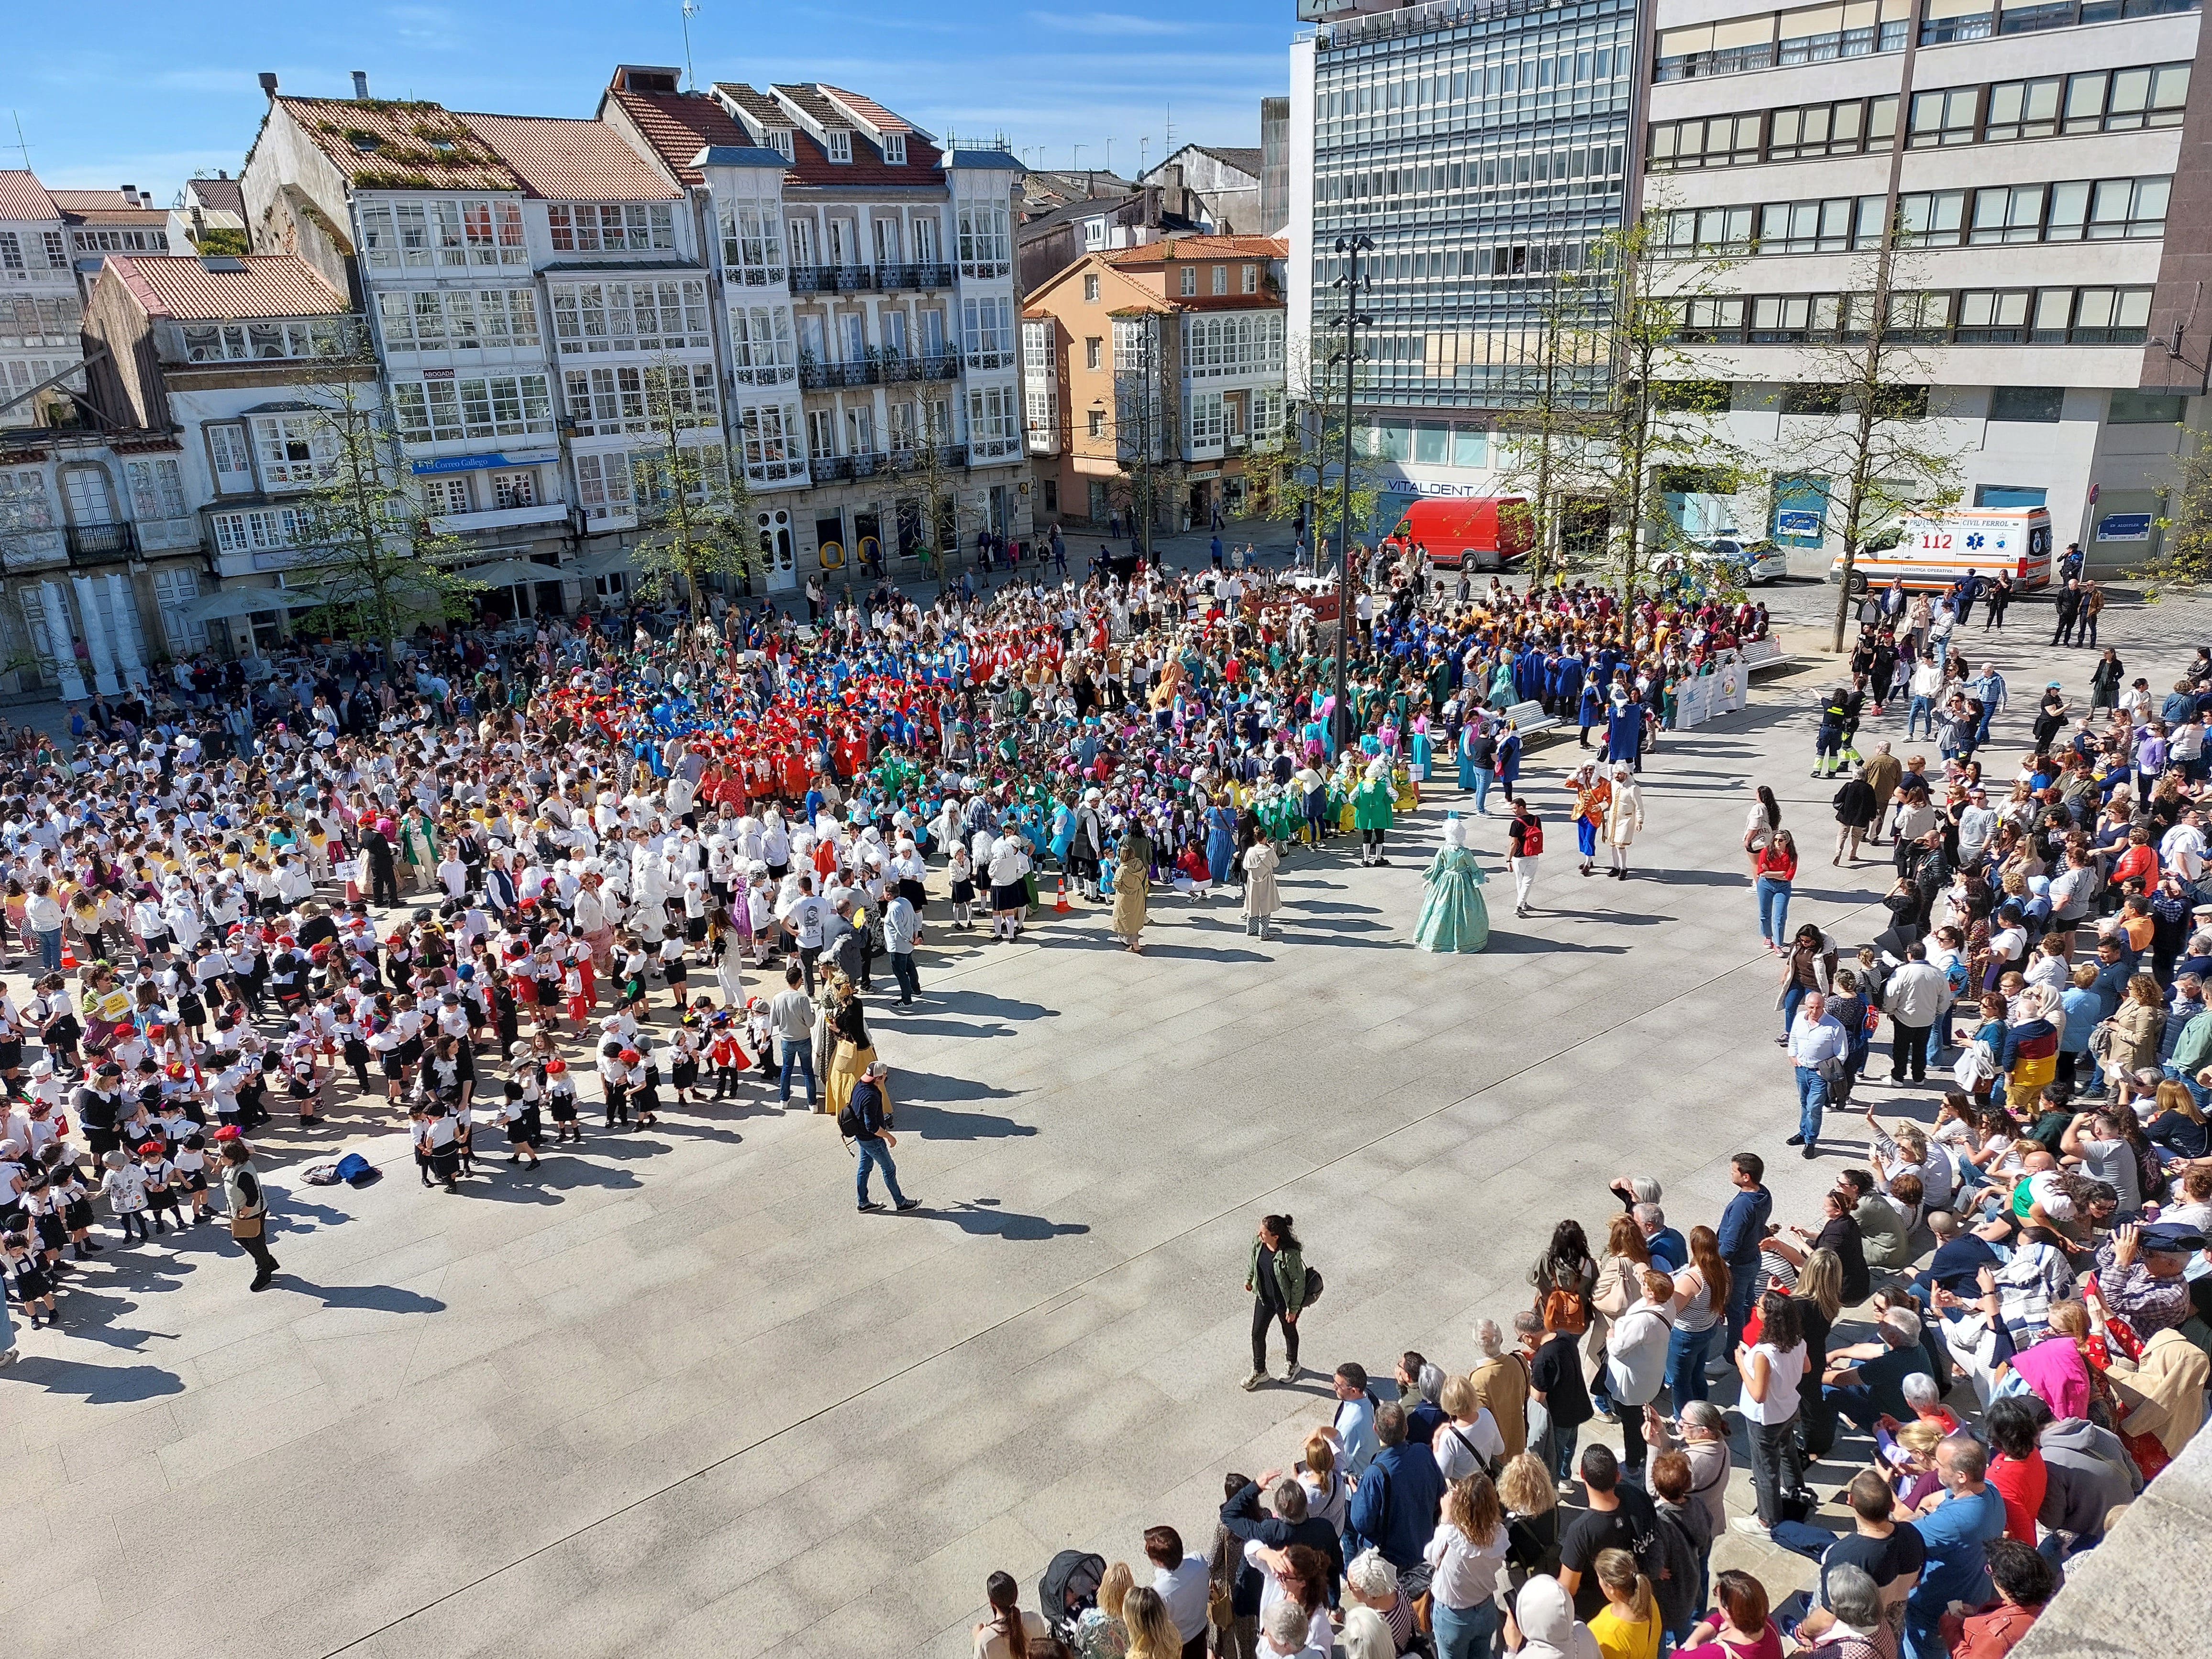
{"left": 1754, "top": 829, "right": 1799, "bottom": 953}
{"left": 1984, "top": 1396, "right": 2048, "bottom": 1545}
{"left": 2109, "top": 826, "right": 2159, "bottom": 893}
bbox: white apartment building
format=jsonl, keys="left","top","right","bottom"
{"left": 601, "top": 66, "right": 1033, "bottom": 587}
{"left": 81, "top": 252, "right": 372, "bottom": 659}
{"left": 0, "top": 171, "right": 88, "bottom": 425}
{"left": 1643, "top": 0, "right": 2209, "bottom": 571}
{"left": 242, "top": 79, "right": 713, "bottom": 614}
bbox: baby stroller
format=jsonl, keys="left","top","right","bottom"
{"left": 1036, "top": 1549, "right": 1106, "bottom": 1641}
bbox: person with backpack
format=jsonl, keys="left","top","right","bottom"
{"left": 841, "top": 1059, "right": 919, "bottom": 1214}
{"left": 1243, "top": 1213, "right": 1308, "bottom": 1390}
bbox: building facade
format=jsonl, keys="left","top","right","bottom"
{"left": 81, "top": 252, "right": 371, "bottom": 658}
{"left": 1022, "top": 235, "right": 1290, "bottom": 530}
{"left": 1644, "top": 0, "right": 2211, "bottom": 569}
{"left": 603, "top": 66, "right": 1034, "bottom": 586}
{"left": 0, "top": 171, "right": 89, "bottom": 425}
{"left": 1288, "top": 0, "right": 1640, "bottom": 527}
{"left": 1138, "top": 145, "right": 1269, "bottom": 233}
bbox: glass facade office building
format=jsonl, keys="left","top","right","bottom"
{"left": 1291, "top": 0, "right": 1637, "bottom": 427}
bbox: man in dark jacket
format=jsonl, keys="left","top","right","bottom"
{"left": 1343, "top": 1402, "right": 1447, "bottom": 1573}
{"left": 1219, "top": 1475, "right": 1344, "bottom": 1608}
{"left": 848, "top": 1062, "right": 919, "bottom": 1214}
{"left": 1716, "top": 1152, "right": 1772, "bottom": 1348}
{"left": 1832, "top": 766, "right": 1879, "bottom": 865}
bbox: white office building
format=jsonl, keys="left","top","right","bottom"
{"left": 1645, "top": 0, "right": 2208, "bottom": 571}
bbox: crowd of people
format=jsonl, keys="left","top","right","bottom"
{"left": 960, "top": 562, "right": 2208, "bottom": 1659}
{"left": 0, "top": 538, "right": 1769, "bottom": 1334}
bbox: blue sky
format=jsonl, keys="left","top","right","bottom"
{"left": 5, "top": 0, "right": 1288, "bottom": 201}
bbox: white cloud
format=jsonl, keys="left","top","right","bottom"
{"left": 1027, "top": 11, "right": 1196, "bottom": 35}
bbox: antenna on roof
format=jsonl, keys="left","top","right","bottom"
{"left": 10, "top": 112, "right": 31, "bottom": 172}
{"left": 680, "top": 0, "right": 701, "bottom": 91}
{"left": 1164, "top": 102, "right": 1173, "bottom": 153}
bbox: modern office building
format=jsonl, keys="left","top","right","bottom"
{"left": 1646, "top": 0, "right": 2210, "bottom": 568}
{"left": 1288, "top": 0, "right": 1640, "bottom": 523}
{"left": 1289, "top": 0, "right": 2212, "bottom": 568}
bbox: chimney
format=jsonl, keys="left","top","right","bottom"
{"left": 352, "top": 70, "right": 370, "bottom": 100}
{"left": 258, "top": 72, "right": 279, "bottom": 98}
{"left": 191, "top": 206, "right": 206, "bottom": 244}
{"left": 120, "top": 186, "right": 139, "bottom": 208}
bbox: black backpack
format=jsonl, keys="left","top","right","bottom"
{"left": 1303, "top": 1264, "right": 1324, "bottom": 1306}
{"left": 836, "top": 1098, "right": 862, "bottom": 1138}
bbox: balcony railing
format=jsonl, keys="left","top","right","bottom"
{"left": 965, "top": 349, "right": 1013, "bottom": 372}
{"left": 882, "top": 263, "right": 954, "bottom": 290}
{"left": 732, "top": 364, "right": 798, "bottom": 386}
{"left": 814, "top": 454, "right": 853, "bottom": 481}
{"left": 798, "top": 360, "right": 880, "bottom": 390}
{"left": 788, "top": 265, "right": 833, "bottom": 294}
{"left": 960, "top": 260, "right": 1012, "bottom": 281}
{"left": 921, "top": 354, "right": 959, "bottom": 380}
{"left": 968, "top": 436, "right": 1020, "bottom": 463}
{"left": 66, "top": 521, "right": 137, "bottom": 563}
{"left": 744, "top": 459, "right": 809, "bottom": 486}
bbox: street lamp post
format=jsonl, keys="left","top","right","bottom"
{"left": 1328, "top": 233, "right": 1373, "bottom": 753}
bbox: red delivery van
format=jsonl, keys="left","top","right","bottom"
{"left": 1391, "top": 497, "right": 1534, "bottom": 571}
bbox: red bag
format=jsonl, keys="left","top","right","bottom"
{"left": 1521, "top": 818, "right": 1544, "bottom": 856}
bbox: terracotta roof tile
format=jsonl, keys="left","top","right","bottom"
{"left": 186, "top": 177, "right": 246, "bottom": 217}
{"left": 1099, "top": 234, "right": 1286, "bottom": 265}
{"left": 50, "top": 192, "right": 169, "bottom": 227}
{"left": 606, "top": 87, "right": 754, "bottom": 186}
{"left": 711, "top": 83, "right": 790, "bottom": 132}
{"left": 276, "top": 96, "right": 523, "bottom": 192}
{"left": 817, "top": 86, "right": 928, "bottom": 140}
{"left": 451, "top": 112, "right": 680, "bottom": 202}
{"left": 107, "top": 254, "right": 350, "bottom": 321}
{"left": 0, "top": 170, "right": 61, "bottom": 221}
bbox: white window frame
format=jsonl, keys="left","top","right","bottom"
{"left": 207, "top": 423, "right": 255, "bottom": 493}
{"left": 884, "top": 133, "right": 907, "bottom": 165}
{"left": 250, "top": 413, "right": 340, "bottom": 489}
{"left": 827, "top": 131, "right": 853, "bottom": 164}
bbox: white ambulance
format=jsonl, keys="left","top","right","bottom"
{"left": 1831, "top": 507, "right": 2054, "bottom": 594}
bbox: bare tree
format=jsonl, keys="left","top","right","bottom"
{"left": 286, "top": 367, "right": 480, "bottom": 657}
{"left": 1754, "top": 243, "right": 1965, "bottom": 650}
{"left": 628, "top": 355, "right": 754, "bottom": 616}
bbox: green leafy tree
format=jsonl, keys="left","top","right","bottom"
{"left": 1546, "top": 218, "right": 1746, "bottom": 654}
{"left": 628, "top": 356, "right": 754, "bottom": 615}
{"left": 1487, "top": 265, "right": 1614, "bottom": 590}
{"left": 1105, "top": 309, "right": 1183, "bottom": 559}
{"left": 1245, "top": 396, "right": 1387, "bottom": 573}
{"left": 2129, "top": 425, "right": 2211, "bottom": 598}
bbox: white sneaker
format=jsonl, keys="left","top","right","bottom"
{"left": 1282, "top": 1362, "right": 1301, "bottom": 1385}
{"left": 1241, "top": 1370, "right": 1269, "bottom": 1391}
{"left": 1730, "top": 1516, "right": 1771, "bottom": 1539}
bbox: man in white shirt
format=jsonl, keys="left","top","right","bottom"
{"left": 1786, "top": 989, "right": 1849, "bottom": 1160}
{"left": 1144, "top": 1525, "right": 1211, "bottom": 1654}
{"left": 780, "top": 879, "right": 828, "bottom": 993}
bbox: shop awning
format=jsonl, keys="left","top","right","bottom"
{"left": 183, "top": 585, "right": 331, "bottom": 623}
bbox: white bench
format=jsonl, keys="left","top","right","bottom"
{"left": 1739, "top": 637, "right": 1795, "bottom": 673}
{"left": 1502, "top": 698, "right": 1562, "bottom": 738}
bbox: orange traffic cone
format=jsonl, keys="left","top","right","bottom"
{"left": 60, "top": 940, "right": 77, "bottom": 970}
{"left": 1055, "top": 874, "right": 1072, "bottom": 913}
